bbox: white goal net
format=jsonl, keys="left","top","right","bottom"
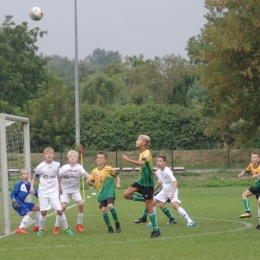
{"left": 0, "top": 114, "right": 31, "bottom": 235}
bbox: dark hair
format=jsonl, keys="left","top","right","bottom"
{"left": 97, "top": 151, "right": 107, "bottom": 159}
{"left": 157, "top": 155, "right": 166, "bottom": 161}
{"left": 252, "top": 152, "right": 260, "bottom": 157}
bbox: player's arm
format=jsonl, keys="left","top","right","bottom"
{"left": 170, "top": 180, "right": 177, "bottom": 200}
{"left": 84, "top": 171, "right": 91, "bottom": 179}
{"left": 10, "top": 183, "right": 19, "bottom": 202}
{"left": 154, "top": 181, "right": 161, "bottom": 192}
{"left": 121, "top": 155, "right": 146, "bottom": 166}
{"left": 87, "top": 172, "right": 94, "bottom": 186}
{"left": 30, "top": 176, "right": 38, "bottom": 194}
{"left": 238, "top": 170, "right": 246, "bottom": 178}
{"left": 115, "top": 175, "right": 120, "bottom": 189}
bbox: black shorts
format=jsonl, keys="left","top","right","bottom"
{"left": 131, "top": 182, "right": 154, "bottom": 200}
{"left": 249, "top": 186, "right": 260, "bottom": 199}
{"left": 98, "top": 197, "right": 115, "bottom": 209}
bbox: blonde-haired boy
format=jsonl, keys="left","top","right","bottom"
{"left": 121, "top": 135, "right": 160, "bottom": 238}
{"left": 53, "top": 150, "right": 90, "bottom": 234}
{"left": 30, "top": 147, "right": 73, "bottom": 236}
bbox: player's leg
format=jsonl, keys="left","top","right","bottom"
{"left": 172, "top": 202, "right": 195, "bottom": 226}
{"left": 31, "top": 204, "right": 46, "bottom": 232}
{"left": 72, "top": 192, "right": 84, "bottom": 232}
{"left": 134, "top": 208, "right": 148, "bottom": 223}
{"left": 54, "top": 193, "right": 69, "bottom": 234}
{"left": 37, "top": 197, "right": 50, "bottom": 236}
{"left": 15, "top": 203, "right": 32, "bottom": 234}
{"left": 100, "top": 201, "right": 113, "bottom": 233}
{"left": 107, "top": 198, "right": 121, "bottom": 233}
{"left": 51, "top": 197, "right": 73, "bottom": 236}
{"left": 124, "top": 183, "right": 144, "bottom": 201}
{"left": 155, "top": 192, "right": 177, "bottom": 224}
{"left": 239, "top": 188, "right": 253, "bottom": 218}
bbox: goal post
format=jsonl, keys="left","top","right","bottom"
{"left": 0, "top": 113, "right": 31, "bottom": 235}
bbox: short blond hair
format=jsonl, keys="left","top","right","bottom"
{"left": 20, "top": 169, "right": 29, "bottom": 175}
{"left": 67, "top": 150, "right": 79, "bottom": 158}
{"left": 43, "top": 147, "right": 54, "bottom": 154}
{"left": 139, "top": 135, "right": 150, "bottom": 145}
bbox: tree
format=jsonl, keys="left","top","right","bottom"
{"left": 0, "top": 16, "right": 47, "bottom": 112}
{"left": 83, "top": 48, "right": 122, "bottom": 68}
{"left": 197, "top": 0, "right": 260, "bottom": 143}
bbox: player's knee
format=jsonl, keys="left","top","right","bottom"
{"left": 123, "top": 192, "right": 131, "bottom": 199}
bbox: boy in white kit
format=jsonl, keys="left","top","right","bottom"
{"left": 30, "top": 147, "right": 73, "bottom": 236}
{"left": 53, "top": 150, "right": 90, "bottom": 234}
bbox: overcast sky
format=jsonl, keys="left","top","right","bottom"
{"left": 0, "top": 0, "right": 207, "bottom": 60}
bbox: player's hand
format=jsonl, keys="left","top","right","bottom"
{"left": 59, "top": 187, "right": 63, "bottom": 195}
{"left": 238, "top": 173, "right": 243, "bottom": 178}
{"left": 252, "top": 175, "right": 257, "bottom": 180}
{"left": 121, "top": 154, "right": 128, "bottom": 160}
{"left": 29, "top": 188, "right": 35, "bottom": 194}
{"left": 13, "top": 202, "right": 20, "bottom": 210}
{"left": 116, "top": 184, "right": 121, "bottom": 189}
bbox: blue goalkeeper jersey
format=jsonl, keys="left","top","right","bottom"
{"left": 10, "top": 180, "right": 38, "bottom": 203}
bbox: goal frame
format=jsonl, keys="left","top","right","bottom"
{"left": 0, "top": 113, "right": 31, "bottom": 235}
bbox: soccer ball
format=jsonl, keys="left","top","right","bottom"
{"left": 29, "top": 7, "right": 43, "bottom": 21}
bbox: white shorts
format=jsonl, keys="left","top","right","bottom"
{"left": 39, "top": 196, "right": 62, "bottom": 211}
{"left": 60, "top": 191, "right": 82, "bottom": 203}
{"left": 154, "top": 190, "right": 181, "bottom": 203}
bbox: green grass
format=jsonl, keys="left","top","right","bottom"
{"left": 1, "top": 186, "right": 259, "bottom": 260}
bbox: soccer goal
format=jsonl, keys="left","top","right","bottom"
{"left": 0, "top": 113, "right": 31, "bottom": 236}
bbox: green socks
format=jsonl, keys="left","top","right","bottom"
{"left": 102, "top": 212, "right": 111, "bottom": 227}
{"left": 149, "top": 213, "right": 159, "bottom": 232}
{"left": 131, "top": 193, "right": 145, "bottom": 202}
{"left": 162, "top": 207, "right": 173, "bottom": 219}
{"left": 243, "top": 198, "right": 250, "bottom": 212}
{"left": 110, "top": 207, "right": 119, "bottom": 223}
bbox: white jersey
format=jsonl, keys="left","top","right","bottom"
{"left": 34, "top": 161, "right": 60, "bottom": 197}
{"left": 156, "top": 166, "right": 178, "bottom": 194}
{"left": 59, "top": 163, "right": 86, "bottom": 193}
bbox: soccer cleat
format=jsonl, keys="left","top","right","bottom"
{"left": 134, "top": 216, "right": 147, "bottom": 224}
{"left": 115, "top": 222, "right": 121, "bottom": 233}
{"left": 108, "top": 226, "right": 114, "bottom": 233}
{"left": 146, "top": 222, "right": 152, "bottom": 227}
{"left": 167, "top": 218, "right": 177, "bottom": 224}
{"left": 255, "top": 224, "right": 260, "bottom": 230}
{"left": 76, "top": 224, "right": 84, "bottom": 233}
{"left": 239, "top": 212, "right": 251, "bottom": 218}
{"left": 16, "top": 228, "right": 28, "bottom": 234}
{"left": 150, "top": 229, "right": 161, "bottom": 238}
{"left": 64, "top": 228, "right": 73, "bottom": 236}
{"left": 33, "top": 226, "right": 47, "bottom": 232}
{"left": 53, "top": 226, "right": 59, "bottom": 234}
{"left": 187, "top": 221, "right": 195, "bottom": 227}
{"left": 37, "top": 229, "right": 44, "bottom": 236}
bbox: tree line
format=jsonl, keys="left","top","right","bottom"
{"left": 1, "top": 1, "right": 260, "bottom": 152}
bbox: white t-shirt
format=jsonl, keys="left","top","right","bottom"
{"left": 34, "top": 161, "right": 60, "bottom": 197}
{"left": 59, "top": 163, "right": 86, "bottom": 193}
{"left": 156, "top": 166, "right": 178, "bottom": 194}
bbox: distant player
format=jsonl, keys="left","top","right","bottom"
{"left": 238, "top": 152, "right": 260, "bottom": 228}
{"left": 53, "top": 150, "right": 90, "bottom": 234}
{"left": 87, "top": 151, "right": 121, "bottom": 233}
{"left": 10, "top": 169, "right": 41, "bottom": 234}
{"left": 30, "top": 147, "right": 73, "bottom": 236}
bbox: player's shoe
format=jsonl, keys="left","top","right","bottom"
{"left": 187, "top": 221, "right": 195, "bottom": 227}
{"left": 64, "top": 228, "right": 73, "bottom": 236}
{"left": 134, "top": 216, "right": 147, "bottom": 224}
{"left": 53, "top": 226, "right": 59, "bottom": 234}
{"left": 150, "top": 229, "right": 161, "bottom": 238}
{"left": 115, "top": 222, "right": 121, "bottom": 233}
{"left": 167, "top": 218, "right": 177, "bottom": 224}
{"left": 15, "top": 228, "right": 28, "bottom": 234}
{"left": 255, "top": 224, "right": 260, "bottom": 230}
{"left": 108, "top": 226, "right": 114, "bottom": 233}
{"left": 239, "top": 212, "right": 251, "bottom": 218}
{"left": 33, "top": 226, "right": 47, "bottom": 232}
{"left": 76, "top": 224, "right": 84, "bottom": 233}
{"left": 146, "top": 222, "right": 152, "bottom": 227}
{"left": 37, "top": 229, "right": 44, "bottom": 236}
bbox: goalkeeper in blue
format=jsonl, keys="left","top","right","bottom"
{"left": 135, "top": 155, "right": 195, "bottom": 227}
{"left": 10, "top": 169, "right": 41, "bottom": 234}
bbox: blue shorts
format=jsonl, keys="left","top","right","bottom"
{"left": 12, "top": 202, "right": 35, "bottom": 216}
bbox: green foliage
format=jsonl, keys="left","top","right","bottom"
{"left": 0, "top": 16, "right": 47, "bottom": 112}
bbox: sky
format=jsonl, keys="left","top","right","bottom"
{"left": 0, "top": 0, "right": 207, "bottom": 61}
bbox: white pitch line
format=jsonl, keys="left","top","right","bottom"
{"left": 0, "top": 217, "right": 252, "bottom": 251}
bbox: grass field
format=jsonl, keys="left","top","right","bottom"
{"left": 1, "top": 185, "right": 259, "bottom": 260}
